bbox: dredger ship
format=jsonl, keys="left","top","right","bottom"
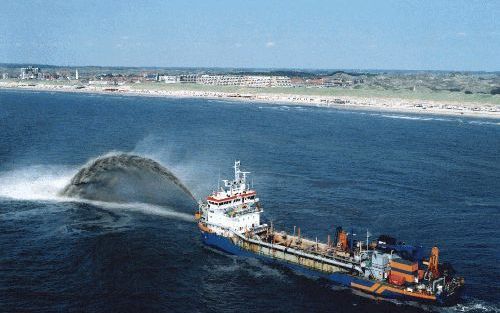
{"left": 195, "top": 162, "right": 464, "bottom": 305}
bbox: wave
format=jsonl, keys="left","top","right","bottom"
{"left": 258, "top": 105, "right": 309, "bottom": 112}
{"left": 373, "top": 114, "right": 500, "bottom": 127}
{"left": 441, "top": 299, "right": 500, "bottom": 313}
{"left": 378, "top": 114, "right": 455, "bottom": 122}
{"left": 202, "top": 256, "right": 288, "bottom": 281}
{"left": 467, "top": 120, "right": 500, "bottom": 126}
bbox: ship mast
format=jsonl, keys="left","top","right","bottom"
{"left": 233, "top": 160, "right": 250, "bottom": 192}
{"left": 366, "top": 229, "right": 370, "bottom": 252}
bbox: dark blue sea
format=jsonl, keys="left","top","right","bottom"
{"left": 0, "top": 89, "right": 499, "bottom": 313}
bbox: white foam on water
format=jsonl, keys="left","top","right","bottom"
{"left": 0, "top": 165, "right": 77, "bottom": 201}
{"left": 203, "top": 257, "right": 287, "bottom": 281}
{"left": 380, "top": 114, "right": 452, "bottom": 122}
{"left": 438, "top": 299, "right": 500, "bottom": 313}
{"left": 257, "top": 105, "right": 308, "bottom": 112}
{"left": 259, "top": 106, "right": 498, "bottom": 127}
{"left": 468, "top": 120, "right": 500, "bottom": 126}
{"left": 369, "top": 113, "right": 500, "bottom": 127}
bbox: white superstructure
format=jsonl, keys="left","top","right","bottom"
{"left": 197, "top": 75, "right": 292, "bottom": 88}
{"left": 198, "top": 161, "right": 263, "bottom": 235}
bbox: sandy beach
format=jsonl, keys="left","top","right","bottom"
{"left": 1, "top": 81, "right": 499, "bottom": 119}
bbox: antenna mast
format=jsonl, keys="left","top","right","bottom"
{"left": 366, "top": 229, "right": 370, "bottom": 251}
{"left": 217, "top": 169, "right": 221, "bottom": 190}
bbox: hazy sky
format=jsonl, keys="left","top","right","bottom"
{"left": 1, "top": 0, "right": 499, "bottom": 70}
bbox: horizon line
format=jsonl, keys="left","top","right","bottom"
{"left": 0, "top": 62, "right": 499, "bottom": 74}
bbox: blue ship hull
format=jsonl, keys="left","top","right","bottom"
{"left": 200, "top": 231, "right": 456, "bottom": 305}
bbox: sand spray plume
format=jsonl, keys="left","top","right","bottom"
{"left": 131, "top": 135, "right": 218, "bottom": 201}
{"left": 0, "top": 152, "right": 197, "bottom": 221}
{"left": 78, "top": 200, "right": 194, "bottom": 222}
{"left": 60, "top": 153, "right": 196, "bottom": 205}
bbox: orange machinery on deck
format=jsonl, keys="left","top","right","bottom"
{"left": 428, "top": 246, "right": 440, "bottom": 278}
{"left": 337, "top": 230, "right": 348, "bottom": 251}
{"left": 389, "top": 258, "right": 419, "bottom": 285}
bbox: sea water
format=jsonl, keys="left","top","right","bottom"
{"left": 0, "top": 90, "right": 499, "bottom": 313}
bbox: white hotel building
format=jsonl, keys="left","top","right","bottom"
{"left": 197, "top": 75, "right": 291, "bottom": 88}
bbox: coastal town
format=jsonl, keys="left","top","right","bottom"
{"left": 2, "top": 65, "right": 360, "bottom": 88}
{"left": 2, "top": 1, "right": 500, "bottom": 312}
{"left": 1, "top": 65, "right": 499, "bottom": 118}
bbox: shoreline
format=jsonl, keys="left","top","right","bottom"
{"left": 1, "top": 82, "right": 499, "bottom": 119}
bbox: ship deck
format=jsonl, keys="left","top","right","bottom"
{"left": 252, "top": 227, "right": 358, "bottom": 263}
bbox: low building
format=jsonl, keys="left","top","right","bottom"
{"left": 88, "top": 80, "right": 114, "bottom": 86}
{"left": 143, "top": 73, "right": 160, "bottom": 81}
{"left": 322, "top": 73, "right": 356, "bottom": 88}
{"left": 21, "top": 66, "right": 40, "bottom": 79}
{"left": 159, "top": 75, "right": 178, "bottom": 84}
{"left": 270, "top": 76, "right": 292, "bottom": 88}
{"left": 179, "top": 74, "right": 198, "bottom": 83}
{"left": 197, "top": 74, "right": 291, "bottom": 88}
{"left": 198, "top": 75, "right": 242, "bottom": 86}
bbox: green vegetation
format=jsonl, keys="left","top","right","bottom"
{"left": 129, "top": 82, "right": 500, "bottom": 105}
